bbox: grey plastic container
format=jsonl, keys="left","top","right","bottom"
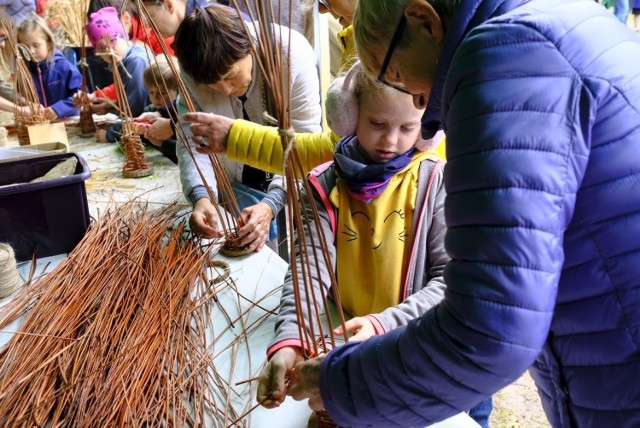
{"left": 0, "top": 152, "right": 91, "bottom": 261}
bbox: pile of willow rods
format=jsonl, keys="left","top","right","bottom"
{"left": 0, "top": 204, "right": 215, "bottom": 426}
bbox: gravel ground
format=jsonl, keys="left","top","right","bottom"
{"left": 490, "top": 372, "right": 551, "bottom": 428}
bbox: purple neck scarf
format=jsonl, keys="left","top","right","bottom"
{"left": 334, "top": 134, "right": 416, "bottom": 203}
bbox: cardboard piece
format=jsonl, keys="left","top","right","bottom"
{"left": 0, "top": 142, "right": 68, "bottom": 164}
{"left": 27, "top": 122, "right": 69, "bottom": 149}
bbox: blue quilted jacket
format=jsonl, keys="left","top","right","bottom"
{"left": 320, "top": 0, "right": 640, "bottom": 427}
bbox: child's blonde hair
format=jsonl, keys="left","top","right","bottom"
{"left": 351, "top": 66, "right": 389, "bottom": 101}
{"left": 353, "top": 0, "right": 451, "bottom": 78}
{"left": 16, "top": 14, "right": 56, "bottom": 62}
{"left": 143, "top": 55, "right": 179, "bottom": 90}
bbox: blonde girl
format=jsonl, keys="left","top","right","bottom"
{"left": 17, "top": 14, "right": 82, "bottom": 120}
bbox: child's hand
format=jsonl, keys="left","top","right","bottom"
{"left": 73, "top": 90, "right": 94, "bottom": 106}
{"left": 89, "top": 97, "right": 111, "bottom": 114}
{"left": 44, "top": 107, "right": 58, "bottom": 121}
{"left": 144, "top": 118, "right": 173, "bottom": 141}
{"left": 94, "top": 129, "right": 108, "bottom": 143}
{"left": 15, "top": 103, "right": 44, "bottom": 116}
{"left": 134, "top": 120, "right": 151, "bottom": 135}
{"left": 256, "top": 347, "right": 304, "bottom": 409}
{"left": 136, "top": 112, "right": 161, "bottom": 122}
{"left": 332, "top": 316, "right": 377, "bottom": 342}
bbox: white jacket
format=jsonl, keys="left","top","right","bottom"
{"left": 177, "top": 24, "right": 322, "bottom": 212}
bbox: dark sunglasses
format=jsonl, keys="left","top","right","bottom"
{"left": 318, "top": 0, "right": 330, "bottom": 13}
{"left": 377, "top": 15, "right": 411, "bottom": 94}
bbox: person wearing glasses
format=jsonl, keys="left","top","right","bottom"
{"left": 314, "top": 0, "right": 358, "bottom": 73}
{"left": 0, "top": 11, "right": 26, "bottom": 113}
{"left": 284, "top": 0, "right": 640, "bottom": 427}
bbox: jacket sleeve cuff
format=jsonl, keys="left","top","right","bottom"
{"left": 261, "top": 187, "right": 286, "bottom": 216}
{"left": 266, "top": 339, "right": 307, "bottom": 360}
{"left": 189, "top": 186, "right": 211, "bottom": 205}
{"left": 366, "top": 315, "right": 386, "bottom": 335}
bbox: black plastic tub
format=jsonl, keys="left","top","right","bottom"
{"left": 0, "top": 153, "right": 92, "bottom": 261}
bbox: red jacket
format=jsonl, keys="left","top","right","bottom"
{"left": 130, "top": 17, "right": 174, "bottom": 56}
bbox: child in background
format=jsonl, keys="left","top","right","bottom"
{"left": 83, "top": 7, "right": 150, "bottom": 142}
{"left": 87, "top": 0, "right": 175, "bottom": 56}
{"left": 16, "top": 14, "right": 82, "bottom": 120}
{"left": 131, "top": 55, "right": 178, "bottom": 163}
{"left": 83, "top": 0, "right": 175, "bottom": 111}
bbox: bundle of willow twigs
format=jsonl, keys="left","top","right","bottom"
{"left": 99, "top": 34, "right": 153, "bottom": 178}
{"left": 12, "top": 43, "right": 47, "bottom": 146}
{"left": 0, "top": 203, "right": 216, "bottom": 426}
{"left": 47, "top": 0, "right": 89, "bottom": 47}
{"left": 78, "top": 31, "right": 96, "bottom": 137}
{"left": 230, "top": 0, "right": 347, "bottom": 356}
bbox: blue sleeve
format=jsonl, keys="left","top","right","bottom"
{"left": 49, "top": 59, "right": 82, "bottom": 118}
{"left": 319, "top": 23, "right": 581, "bottom": 427}
{"left": 121, "top": 56, "right": 149, "bottom": 117}
{"left": 261, "top": 186, "right": 286, "bottom": 218}
{"left": 106, "top": 123, "right": 122, "bottom": 143}
{"left": 159, "top": 99, "right": 179, "bottom": 122}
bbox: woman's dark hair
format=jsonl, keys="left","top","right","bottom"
{"left": 86, "top": 0, "right": 139, "bottom": 21}
{"left": 173, "top": 5, "right": 252, "bottom": 85}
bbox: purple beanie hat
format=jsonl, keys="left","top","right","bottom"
{"left": 86, "top": 7, "right": 128, "bottom": 47}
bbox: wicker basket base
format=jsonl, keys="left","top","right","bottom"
{"left": 308, "top": 410, "right": 338, "bottom": 428}
{"left": 123, "top": 167, "right": 154, "bottom": 178}
{"left": 219, "top": 237, "right": 251, "bottom": 257}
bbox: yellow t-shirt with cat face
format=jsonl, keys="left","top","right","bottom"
{"left": 331, "top": 151, "right": 434, "bottom": 316}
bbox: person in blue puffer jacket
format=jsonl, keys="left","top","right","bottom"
{"left": 17, "top": 14, "right": 82, "bottom": 120}
{"left": 285, "top": 0, "right": 640, "bottom": 427}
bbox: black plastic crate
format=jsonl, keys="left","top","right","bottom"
{"left": 0, "top": 153, "right": 91, "bottom": 261}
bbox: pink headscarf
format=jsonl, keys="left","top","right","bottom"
{"left": 85, "top": 7, "right": 128, "bottom": 47}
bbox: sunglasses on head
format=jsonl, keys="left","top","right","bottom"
{"left": 377, "top": 15, "right": 411, "bottom": 95}
{"left": 318, "top": 0, "right": 330, "bottom": 13}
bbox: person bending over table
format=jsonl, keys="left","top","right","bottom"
{"left": 171, "top": 4, "right": 321, "bottom": 253}
{"left": 285, "top": 1, "right": 640, "bottom": 427}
